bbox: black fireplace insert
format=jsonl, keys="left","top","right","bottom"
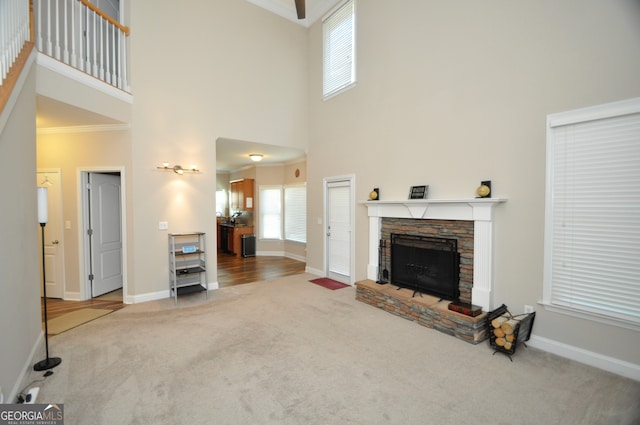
{"left": 390, "top": 234, "right": 460, "bottom": 300}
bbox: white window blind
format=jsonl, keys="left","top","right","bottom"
{"left": 323, "top": 0, "right": 356, "bottom": 99}
{"left": 544, "top": 98, "right": 640, "bottom": 326}
{"left": 284, "top": 184, "right": 307, "bottom": 243}
{"left": 259, "top": 186, "right": 282, "bottom": 240}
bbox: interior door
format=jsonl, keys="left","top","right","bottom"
{"left": 37, "top": 170, "right": 65, "bottom": 299}
{"left": 326, "top": 179, "right": 353, "bottom": 284}
{"left": 89, "top": 172, "right": 123, "bottom": 297}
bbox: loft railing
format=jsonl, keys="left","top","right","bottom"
{"left": 0, "top": 1, "right": 31, "bottom": 88}
{"left": 34, "top": 0, "right": 130, "bottom": 92}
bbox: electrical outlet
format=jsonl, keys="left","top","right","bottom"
{"left": 524, "top": 304, "right": 535, "bottom": 314}
{"left": 158, "top": 221, "right": 168, "bottom": 230}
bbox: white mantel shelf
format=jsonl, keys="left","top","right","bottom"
{"left": 360, "top": 198, "right": 507, "bottom": 311}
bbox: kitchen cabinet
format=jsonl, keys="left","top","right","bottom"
{"left": 218, "top": 224, "right": 254, "bottom": 256}
{"left": 230, "top": 179, "right": 254, "bottom": 211}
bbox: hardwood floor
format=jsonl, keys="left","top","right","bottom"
{"left": 216, "top": 252, "right": 306, "bottom": 288}
{"left": 42, "top": 290, "right": 126, "bottom": 321}
{"left": 41, "top": 254, "right": 306, "bottom": 321}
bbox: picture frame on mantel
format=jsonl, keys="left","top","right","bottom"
{"left": 408, "top": 185, "right": 428, "bottom": 199}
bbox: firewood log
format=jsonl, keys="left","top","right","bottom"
{"left": 491, "top": 316, "right": 508, "bottom": 328}
{"left": 493, "top": 328, "right": 505, "bottom": 338}
{"left": 506, "top": 333, "right": 515, "bottom": 343}
{"left": 495, "top": 337, "right": 506, "bottom": 347}
{"left": 501, "top": 319, "right": 519, "bottom": 335}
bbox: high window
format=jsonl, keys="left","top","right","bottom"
{"left": 323, "top": 0, "right": 356, "bottom": 99}
{"left": 543, "top": 98, "right": 640, "bottom": 328}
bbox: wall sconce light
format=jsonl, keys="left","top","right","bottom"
{"left": 157, "top": 162, "right": 200, "bottom": 174}
{"left": 249, "top": 154, "right": 263, "bottom": 162}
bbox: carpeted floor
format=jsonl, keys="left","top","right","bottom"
{"left": 23, "top": 274, "right": 640, "bottom": 425}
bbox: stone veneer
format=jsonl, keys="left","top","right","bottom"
{"left": 355, "top": 279, "right": 488, "bottom": 344}
{"left": 380, "top": 218, "right": 474, "bottom": 304}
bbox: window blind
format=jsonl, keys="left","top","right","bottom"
{"left": 259, "top": 186, "right": 282, "bottom": 240}
{"left": 284, "top": 185, "right": 306, "bottom": 243}
{"left": 323, "top": 0, "right": 355, "bottom": 98}
{"left": 545, "top": 101, "right": 640, "bottom": 325}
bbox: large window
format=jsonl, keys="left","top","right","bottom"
{"left": 543, "top": 98, "right": 640, "bottom": 328}
{"left": 323, "top": 0, "right": 356, "bottom": 99}
{"left": 259, "top": 186, "right": 282, "bottom": 240}
{"left": 284, "top": 184, "right": 307, "bottom": 243}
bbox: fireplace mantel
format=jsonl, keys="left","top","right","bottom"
{"left": 360, "top": 198, "right": 507, "bottom": 311}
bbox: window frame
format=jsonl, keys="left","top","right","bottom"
{"left": 259, "top": 185, "right": 283, "bottom": 241}
{"left": 542, "top": 97, "right": 640, "bottom": 331}
{"left": 322, "top": 0, "right": 356, "bottom": 100}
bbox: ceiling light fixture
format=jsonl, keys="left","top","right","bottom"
{"left": 157, "top": 163, "right": 200, "bottom": 174}
{"left": 249, "top": 154, "right": 263, "bottom": 162}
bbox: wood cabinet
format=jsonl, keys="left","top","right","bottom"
{"left": 230, "top": 179, "right": 254, "bottom": 211}
{"left": 218, "top": 224, "right": 254, "bottom": 256}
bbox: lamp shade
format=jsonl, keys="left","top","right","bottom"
{"left": 37, "top": 187, "right": 48, "bottom": 224}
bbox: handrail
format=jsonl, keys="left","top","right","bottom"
{"left": 79, "top": 0, "right": 130, "bottom": 36}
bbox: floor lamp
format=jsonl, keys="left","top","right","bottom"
{"left": 33, "top": 187, "right": 62, "bottom": 372}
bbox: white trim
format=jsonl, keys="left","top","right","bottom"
{"left": 323, "top": 174, "right": 356, "bottom": 284}
{"left": 0, "top": 49, "right": 36, "bottom": 135}
{"left": 9, "top": 333, "right": 44, "bottom": 405}
{"left": 36, "top": 52, "right": 132, "bottom": 102}
{"left": 528, "top": 335, "right": 640, "bottom": 382}
{"left": 360, "top": 198, "right": 507, "bottom": 311}
{"left": 543, "top": 97, "right": 640, "bottom": 328}
{"left": 77, "top": 167, "right": 128, "bottom": 303}
{"left": 126, "top": 289, "right": 169, "bottom": 304}
{"left": 305, "top": 266, "right": 324, "bottom": 277}
{"left": 539, "top": 301, "right": 640, "bottom": 332}
{"left": 37, "top": 123, "right": 130, "bottom": 135}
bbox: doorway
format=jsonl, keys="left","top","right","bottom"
{"left": 80, "top": 169, "right": 127, "bottom": 301}
{"left": 324, "top": 176, "right": 355, "bottom": 284}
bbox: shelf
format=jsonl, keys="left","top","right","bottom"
{"left": 169, "top": 232, "right": 208, "bottom": 304}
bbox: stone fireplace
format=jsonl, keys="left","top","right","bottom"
{"left": 357, "top": 198, "right": 506, "bottom": 344}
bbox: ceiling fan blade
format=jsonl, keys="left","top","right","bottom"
{"left": 295, "top": 0, "right": 305, "bottom": 19}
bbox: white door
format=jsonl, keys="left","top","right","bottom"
{"left": 89, "top": 173, "right": 123, "bottom": 297}
{"left": 325, "top": 178, "right": 353, "bottom": 284}
{"left": 37, "top": 170, "right": 65, "bottom": 299}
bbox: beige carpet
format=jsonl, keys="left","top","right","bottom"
{"left": 47, "top": 308, "right": 113, "bottom": 335}
{"left": 25, "top": 274, "right": 640, "bottom": 424}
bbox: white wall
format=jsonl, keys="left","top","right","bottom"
{"left": 129, "top": 0, "right": 308, "bottom": 296}
{"left": 306, "top": 0, "right": 640, "bottom": 370}
{"left": 0, "top": 56, "right": 42, "bottom": 402}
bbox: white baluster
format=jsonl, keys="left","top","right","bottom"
{"left": 70, "top": 0, "right": 77, "bottom": 68}
{"left": 98, "top": 15, "right": 104, "bottom": 80}
{"left": 46, "top": 0, "right": 52, "bottom": 56}
{"left": 91, "top": 10, "right": 97, "bottom": 77}
{"left": 35, "top": 0, "right": 42, "bottom": 52}
{"left": 54, "top": 0, "right": 60, "bottom": 59}
{"left": 62, "top": 0, "right": 69, "bottom": 63}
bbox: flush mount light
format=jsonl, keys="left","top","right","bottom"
{"left": 249, "top": 154, "right": 263, "bottom": 162}
{"left": 157, "top": 163, "right": 200, "bottom": 174}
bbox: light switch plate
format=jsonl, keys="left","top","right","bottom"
{"left": 158, "top": 221, "right": 168, "bottom": 230}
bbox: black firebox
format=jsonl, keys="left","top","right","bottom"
{"left": 390, "top": 234, "right": 460, "bottom": 300}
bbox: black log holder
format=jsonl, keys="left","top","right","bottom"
{"left": 375, "top": 239, "right": 387, "bottom": 284}
{"left": 486, "top": 304, "right": 535, "bottom": 362}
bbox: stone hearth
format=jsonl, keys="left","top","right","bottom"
{"left": 356, "top": 279, "right": 488, "bottom": 344}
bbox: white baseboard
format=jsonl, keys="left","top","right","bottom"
{"left": 305, "top": 266, "right": 323, "bottom": 277}
{"left": 528, "top": 335, "right": 640, "bottom": 381}
{"left": 127, "top": 289, "right": 169, "bottom": 304}
{"left": 284, "top": 253, "right": 306, "bottom": 262}
{"left": 256, "top": 250, "right": 284, "bottom": 256}
{"left": 63, "top": 291, "right": 82, "bottom": 301}
{"left": 10, "top": 332, "right": 44, "bottom": 404}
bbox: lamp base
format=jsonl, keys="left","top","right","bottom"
{"left": 33, "top": 357, "right": 61, "bottom": 371}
